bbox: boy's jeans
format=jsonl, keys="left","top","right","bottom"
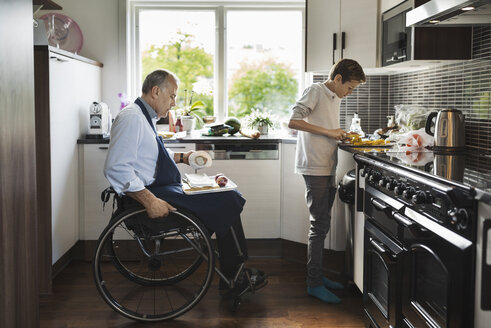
{"left": 303, "top": 175, "right": 337, "bottom": 288}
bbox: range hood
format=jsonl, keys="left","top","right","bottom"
{"left": 406, "top": 0, "right": 491, "bottom": 26}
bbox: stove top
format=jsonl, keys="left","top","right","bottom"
{"left": 343, "top": 146, "right": 491, "bottom": 192}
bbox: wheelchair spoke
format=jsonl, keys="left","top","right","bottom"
{"left": 162, "top": 282, "right": 175, "bottom": 313}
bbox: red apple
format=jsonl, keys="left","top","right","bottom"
{"left": 215, "top": 174, "right": 228, "bottom": 187}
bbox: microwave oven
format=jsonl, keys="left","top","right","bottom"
{"left": 382, "top": 1, "right": 413, "bottom": 66}
{"left": 382, "top": 0, "right": 472, "bottom": 67}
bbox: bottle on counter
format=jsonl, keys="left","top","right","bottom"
{"left": 349, "top": 113, "right": 365, "bottom": 137}
{"left": 175, "top": 115, "right": 183, "bottom": 133}
{"left": 387, "top": 115, "right": 395, "bottom": 128}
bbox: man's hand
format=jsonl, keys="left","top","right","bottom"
{"left": 173, "top": 150, "right": 194, "bottom": 165}
{"left": 183, "top": 150, "right": 193, "bottom": 165}
{"left": 126, "top": 188, "right": 176, "bottom": 219}
{"left": 146, "top": 198, "right": 176, "bottom": 218}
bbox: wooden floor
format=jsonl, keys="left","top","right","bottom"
{"left": 40, "top": 258, "right": 365, "bottom": 328}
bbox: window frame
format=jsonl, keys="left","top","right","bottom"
{"left": 128, "top": 1, "right": 305, "bottom": 121}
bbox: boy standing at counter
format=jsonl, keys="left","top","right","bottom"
{"left": 288, "top": 59, "right": 366, "bottom": 304}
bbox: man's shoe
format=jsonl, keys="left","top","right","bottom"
{"left": 220, "top": 268, "right": 268, "bottom": 296}
{"left": 322, "top": 277, "right": 344, "bottom": 290}
{"left": 307, "top": 286, "right": 341, "bottom": 304}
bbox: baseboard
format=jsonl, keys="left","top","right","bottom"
{"left": 51, "top": 240, "right": 85, "bottom": 280}
{"left": 53, "top": 238, "right": 346, "bottom": 277}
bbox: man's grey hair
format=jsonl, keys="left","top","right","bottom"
{"left": 141, "top": 69, "right": 179, "bottom": 94}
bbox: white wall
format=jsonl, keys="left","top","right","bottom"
{"left": 36, "top": 0, "right": 124, "bottom": 118}
{"left": 380, "top": 0, "right": 406, "bottom": 13}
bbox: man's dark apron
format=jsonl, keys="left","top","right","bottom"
{"left": 135, "top": 99, "right": 245, "bottom": 236}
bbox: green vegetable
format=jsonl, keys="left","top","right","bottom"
{"left": 407, "top": 112, "right": 428, "bottom": 130}
{"left": 225, "top": 117, "right": 241, "bottom": 135}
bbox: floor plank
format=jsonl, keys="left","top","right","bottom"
{"left": 40, "top": 258, "right": 364, "bottom": 328}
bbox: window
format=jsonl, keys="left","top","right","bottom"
{"left": 226, "top": 10, "right": 303, "bottom": 120}
{"left": 138, "top": 9, "right": 215, "bottom": 118}
{"left": 129, "top": 1, "right": 305, "bottom": 124}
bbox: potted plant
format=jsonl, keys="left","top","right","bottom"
{"left": 177, "top": 90, "right": 206, "bottom": 132}
{"left": 246, "top": 109, "right": 274, "bottom": 135}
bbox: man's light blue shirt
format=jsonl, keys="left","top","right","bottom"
{"left": 104, "top": 97, "right": 174, "bottom": 194}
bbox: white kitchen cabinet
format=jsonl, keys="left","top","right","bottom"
{"left": 201, "top": 157, "right": 281, "bottom": 238}
{"left": 306, "top": 0, "right": 379, "bottom": 72}
{"left": 79, "top": 142, "right": 196, "bottom": 240}
{"left": 280, "top": 143, "right": 309, "bottom": 244}
{"left": 80, "top": 141, "right": 280, "bottom": 239}
{"left": 35, "top": 46, "right": 102, "bottom": 264}
{"left": 35, "top": 46, "right": 102, "bottom": 293}
{"left": 79, "top": 144, "right": 111, "bottom": 240}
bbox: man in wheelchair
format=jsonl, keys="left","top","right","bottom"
{"left": 103, "top": 68, "right": 267, "bottom": 297}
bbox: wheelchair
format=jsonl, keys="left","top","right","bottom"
{"left": 93, "top": 189, "right": 261, "bottom": 322}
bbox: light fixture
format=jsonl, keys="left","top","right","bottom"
{"left": 429, "top": 19, "right": 440, "bottom": 24}
{"left": 461, "top": 6, "right": 475, "bottom": 11}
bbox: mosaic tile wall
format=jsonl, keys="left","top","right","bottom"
{"left": 314, "top": 26, "right": 491, "bottom": 152}
{"left": 312, "top": 74, "right": 390, "bottom": 133}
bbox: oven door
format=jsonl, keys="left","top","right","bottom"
{"left": 401, "top": 208, "right": 475, "bottom": 328}
{"left": 365, "top": 185, "right": 405, "bottom": 240}
{"left": 364, "top": 220, "right": 404, "bottom": 328}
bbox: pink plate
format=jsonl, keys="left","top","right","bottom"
{"left": 39, "top": 13, "right": 83, "bottom": 54}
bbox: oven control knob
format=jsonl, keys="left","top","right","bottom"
{"left": 403, "top": 187, "right": 416, "bottom": 199}
{"left": 379, "top": 177, "right": 389, "bottom": 187}
{"left": 448, "top": 208, "right": 469, "bottom": 227}
{"left": 394, "top": 182, "right": 406, "bottom": 195}
{"left": 361, "top": 168, "right": 370, "bottom": 178}
{"left": 387, "top": 179, "right": 397, "bottom": 191}
{"left": 412, "top": 190, "right": 427, "bottom": 204}
{"left": 369, "top": 172, "right": 381, "bottom": 183}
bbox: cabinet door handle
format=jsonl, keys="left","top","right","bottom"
{"left": 50, "top": 56, "right": 68, "bottom": 63}
{"left": 98, "top": 146, "right": 108, "bottom": 150}
{"left": 166, "top": 146, "right": 186, "bottom": 149}
{"left": 332, "top": 33, "right": 337, "bottom": 65}
{"left": 341, "top": 32, "right": 346, "bottom": 59}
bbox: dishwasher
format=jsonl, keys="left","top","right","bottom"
{"left": 196, "top": 142, "right": 281, "bottom": 238}
{"left": 196, "top": 142, "right": 278, "bottom": 160}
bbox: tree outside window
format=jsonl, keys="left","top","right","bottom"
{"left": 138, "top": 8, "right": 303, "bottom": 124}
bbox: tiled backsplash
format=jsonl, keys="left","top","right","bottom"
{"left": 314, "top": 26, "right": 490, "bottom": 152}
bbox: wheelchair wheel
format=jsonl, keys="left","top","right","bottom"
{"left": 107, "top": 208, "right": 205, "bottom": 287}
{"left": 93, "top": 208, "right": 215, "bottom": 321}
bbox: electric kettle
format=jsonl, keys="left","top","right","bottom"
{"left": 425, "top": 109, "right": 465, "bottom": 151}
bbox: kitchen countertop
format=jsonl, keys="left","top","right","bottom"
{"left": 78, "top": 131, "right": 298, "bottom": 144}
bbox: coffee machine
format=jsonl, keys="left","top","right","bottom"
{"left": 87, "top": 102, "right": 111, "bottom": 138}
